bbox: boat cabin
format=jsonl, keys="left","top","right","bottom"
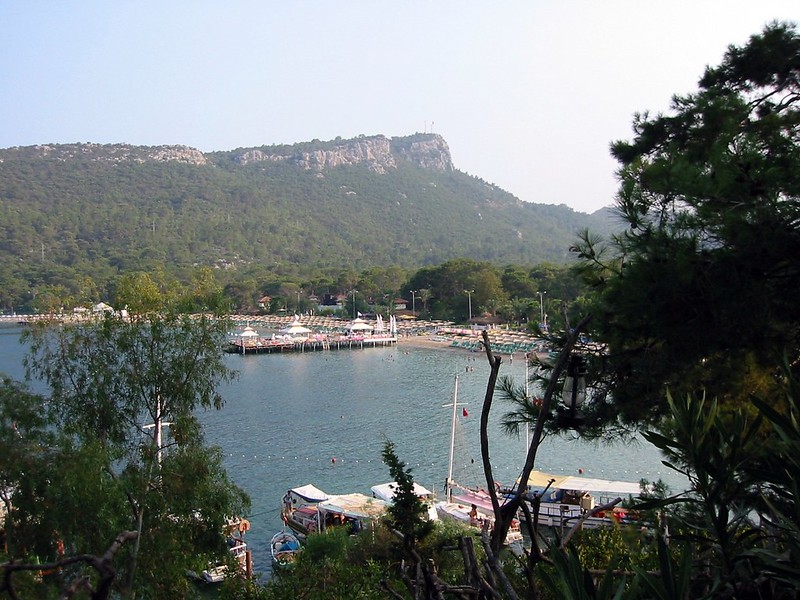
{"left": 281, "top": 484, "right": 330, "bottom": 537}
{"left": 520, "top": 470, "right": 644, "bottom": 529}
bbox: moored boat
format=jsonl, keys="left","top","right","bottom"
{"left": 198, "top": 517, "right": 252, "bottom": 583}
{"left": 281, "top": 484, "right": 329, "bottom": 537}
{"left": 438, "top": 374, "right": 523, "bottom": 545}
{"left": 435, "top": 488, "right": 524, "bottom": 545}
{"left": 281, "top": 486, "right": 389, "bottom": 538}
{"left": 270, "top": 530, "right": 301, "bottom": 568}
{"left": 514, "top": 469, "right": 643, "bottom": 530}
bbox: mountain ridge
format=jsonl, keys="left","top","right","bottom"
{"left": 0, "top": 133, "right": 615, "bottom": 307}
{"left": 0, "top": 133, "right": 456, "bottom": 174}
{"left": 0, "top": 132, "right": 610, "bottom": 216}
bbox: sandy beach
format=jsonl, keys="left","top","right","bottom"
{"left": 396, "top": 335, "right": 463, "bottom": 351}
{"left": 396, "top": 332, "right": 547, "bottom": 360}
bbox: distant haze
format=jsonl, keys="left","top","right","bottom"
{"left": 1, "top": 1, "right": 798, "bottom": 213}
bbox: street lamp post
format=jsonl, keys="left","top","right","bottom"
{"left": 410, "top": 290, "right": 417, "bottom": 315}
{"left": 464, "top": 289, "right": 475, "bottom": 322}
{"left": 538, "top": 291, "right": 547, "bottom": 328}
{"left": 559, "top": 354, "right": 587, "bottom": 428}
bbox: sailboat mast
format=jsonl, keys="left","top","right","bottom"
{"left": 447, "top": 374, "right": 459, "bottom": 503}
{"left": 525, "top": 358, "right": 530, "bottom": 449}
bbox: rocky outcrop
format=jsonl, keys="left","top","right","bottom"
{"left": 143, "top": 145, "right": 207, "bottom": 165}
{"left": 2, "top": 134, "right": 454, "bottom": 173}
{"left": 233, "top": 134, "right": 453, "bottom": 174}
{"left": 392, "top": 135, "right": 454, "bottom": 172}
{"left": 15, "top": 143, "right": 208, "bottom": 165}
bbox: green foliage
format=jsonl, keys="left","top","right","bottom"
{"left": 0, "top": 134, "right": 612, "bottom": 313}
{"left": 263, "top": 528, "right": 387, "bottom": 600}
{"left": 572, "top": 21, "right": 800, "bottom": 427}
{"left": 539, "top": 544, "right": 629, "bottom": 600}
{"left": 0, "top": 378, "right": 52, "bottom": 490}
{"left": 260, "top": 519, "right": 482, "bottom": 599}
{"left": 3, "top": 307, "right": 249, "bottom": 598}
{"left": 404, "top": 258, "right": 589, "bottom": 323}
{"left": 631, "top": 537, "right": 693, "bottom": 600}
{"left": 23, "top": 309, "right": 233, "bottom": 453}
{"left": 643, "top": 393, "right": 766, "bottom": 574}
{"left": 537, "top": 374, "right": 800, "bottom": 599}
{"left": 636, "top": 386, "right": 800, "bottom": 598}
{"left": 573, "top": 527, "right": 658, "bottom": 574}
{"left": 381, "top": 440, "right": 434, "bottom": 553}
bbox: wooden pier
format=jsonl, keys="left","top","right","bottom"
{"left": 226, "top": 335, "right": 397, "bottom": 355}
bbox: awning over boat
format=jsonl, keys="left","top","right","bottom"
{"left": 521, "top": 470, "right": 641, "bottom": 496}
{"left": 370, "top": 482, "right": 434, "bottom": 502}
{"left": 558, "top": 476, "right": 641, "bottom": 496}
{"left": 290, "top": 484, "right": 329, "bottom": 502}
{"left": 318, "top": 493, "right": 388, "bottom": 520}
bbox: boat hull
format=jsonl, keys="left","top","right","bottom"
{"left": 435, "top": 499, "right": 523, "bottom": 545}
{"left": 271, "top": 531, "right": 301, "bottom": 568}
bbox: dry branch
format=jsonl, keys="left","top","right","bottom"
{"left": 1, "top": 530, "right": 138, "bottom": 600}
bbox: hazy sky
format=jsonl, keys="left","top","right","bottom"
{"left": 1, "top": 2, "right": 798, "bottom": 213}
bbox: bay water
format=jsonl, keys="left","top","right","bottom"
{"left": 0, "top": 324, "right": 679, "bottom": 577}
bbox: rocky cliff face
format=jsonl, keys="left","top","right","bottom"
{"left": 392, "top": 135, "right": 455, "bottom": 173}
{"left": 233, "top": 134, "right": 454, "bottom": 174}
{"left": 0, "top": 134, "right": 454, "bottom": 174}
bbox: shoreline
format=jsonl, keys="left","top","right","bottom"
{"left": 396, "top": 334, "right": 512, "bottom": 356}
{"left": 396, "top": 335, "right": 462, "bottom": 351}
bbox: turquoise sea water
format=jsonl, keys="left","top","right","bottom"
{"left": 0, "top": 324, "right": 680, "bottom": 578}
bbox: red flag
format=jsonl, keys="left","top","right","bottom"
{"left": 462, "top": 407, "right": 469, "bottom": 417}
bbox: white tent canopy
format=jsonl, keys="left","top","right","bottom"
{"left": 280, "top": 316, "right": 313, "bottom": 336}
{"left": 346, "top": 317, "right": 373, "bottom": 332}
{"left": 239, "top": 326, "right": 259, "bottom": 338}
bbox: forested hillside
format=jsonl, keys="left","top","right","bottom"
{"left": 0, "top": 134, "right": 614, "bottom": 311}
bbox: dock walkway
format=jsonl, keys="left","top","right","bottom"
{"left": 226, "top": 335, "right": 397, "bottom": 355}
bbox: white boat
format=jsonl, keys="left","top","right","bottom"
{"left": 370, "top": 481, "right": 439, "bottom": 522}
{"left": 270, "top": 530, "right": 301, "bottom": 568}
{"left": 280, "top": 484, "right": 329, "bottom": 537}
{"left": 515, "top": 469, "right": 642, "bottom": 530}
{"left": 199, "top": 517, "right": 251, "bottom": 583}
{"left": 435, "top": 488, "right": 524, "bottom": 544}
{"left": 281, "top": 486, "right": 388, "bottom": 537}
{"left": 436, "top": 375, "right": 523, "bottom": 545}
